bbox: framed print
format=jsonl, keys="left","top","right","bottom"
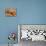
{"left": 5, "top": 8, "right": 16, "bottom": 16}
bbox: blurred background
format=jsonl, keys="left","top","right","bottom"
{"left": 0, "top": 0, "right": 46, "bottom": 46}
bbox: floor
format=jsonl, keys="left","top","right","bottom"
{"left": 0, "top": 44, "right": 18, "bottom": 46}
{"left": 19, "top": 40, "right": 46, "bottom": 46}
{"left": 0, "top": 40, "right": 46, "bottom": 46}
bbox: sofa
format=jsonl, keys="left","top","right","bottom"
{"left": 21, "top": 29, "right": 45, "bottom": 41}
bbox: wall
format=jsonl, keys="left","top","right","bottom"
{"left": 0, "top": 0, "right": 46, "bottom": 44}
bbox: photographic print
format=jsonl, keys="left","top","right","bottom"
{"left": 5, "top": 8, "right": 16, "bottom": 16}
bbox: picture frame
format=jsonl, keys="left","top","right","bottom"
{"left": 5, "top": 8, "right": 16, "bottom": 17}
